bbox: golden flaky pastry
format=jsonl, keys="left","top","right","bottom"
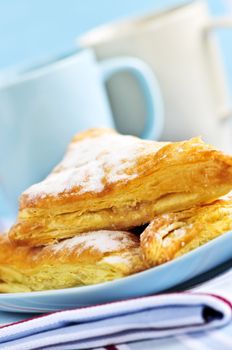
{"left": 0, "top": 230, "right": 144, "bottom": 293}
{"left": 10, "top": 128, "right": 232, "bottom": 246}
{"left": 141, "top": 193, "right": 232, "bottom": 266}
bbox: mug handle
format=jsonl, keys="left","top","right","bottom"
{"left": 203, "top": 16, "right": 232, "bottom": 121}
{"left": 99, "top": 57, "right": 164, "bottom": 140}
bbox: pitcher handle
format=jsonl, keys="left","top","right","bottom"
{"left": 99, "top": 57, "right": 164, "bottom": 140}
{"left": 203, "top": 16, "right": 232, "bottom": 121}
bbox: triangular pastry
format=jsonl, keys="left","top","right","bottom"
{"left": 0, "top": 230, "right": 144, "bottom": 292}
{"left": 141, "top": 192, "right": 232, "bottom": 266}
{"left": 9, "top": 128, "right": 232, "bottom": 246}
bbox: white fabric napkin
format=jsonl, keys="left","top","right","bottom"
{"left": 0, "top": 292, "right": 230, "bottom": 350}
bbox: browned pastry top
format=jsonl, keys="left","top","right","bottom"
{"left": 9, "top": 128, "right": 232, "bottom": 246}
{"left": 141, "top": 192, "right": 232, "bottom": 266}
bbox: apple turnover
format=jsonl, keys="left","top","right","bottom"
{"left": 0, "top": 230, "right": 144, "bottom": 293}
{"left": 141, "top": 193, "right": 232, "bottom": 266}
{"left": 10, "top": 128, "right": 232, "bottom": 246}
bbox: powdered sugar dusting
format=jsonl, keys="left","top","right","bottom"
{"left": 173, "top": 228, "right": 186, "bottom": 239}
{"left": 162, "top": 237, "right": 172, "bottom": 247}
{"left": 50, "top": 230, "right": 136, "bottom": 255}
{"left": 101, "top": 255, "right": 130, "bottom": 265}
{"left": 23, "top": 131, "right": 167, "bottom": 198}
{"left": 220, "top": 191, "right": 232, "bottom": 202}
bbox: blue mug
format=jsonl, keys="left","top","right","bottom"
{"left": 0, "top": 49, "right": 163, "bottom": 211}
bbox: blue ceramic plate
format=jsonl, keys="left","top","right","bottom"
{"left": 1, "top": 230, "right": 232, "bottom": 314}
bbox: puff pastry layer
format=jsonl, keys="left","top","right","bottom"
{"left": 141, "top": 193, "right": 232, "bottom": 266}
{"left": 0, "top": 230, "right": 144, "bottom": 293}
{"left": 10, "top": 128, "right": 232, "bottom": 246}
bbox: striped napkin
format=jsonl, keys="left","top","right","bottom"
{"left": 0, "top": 292, "right": 230, "bottom": 350}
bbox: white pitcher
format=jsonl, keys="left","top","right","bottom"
{"left": 79, "top": 0, "right": 232, "bottom": 152}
